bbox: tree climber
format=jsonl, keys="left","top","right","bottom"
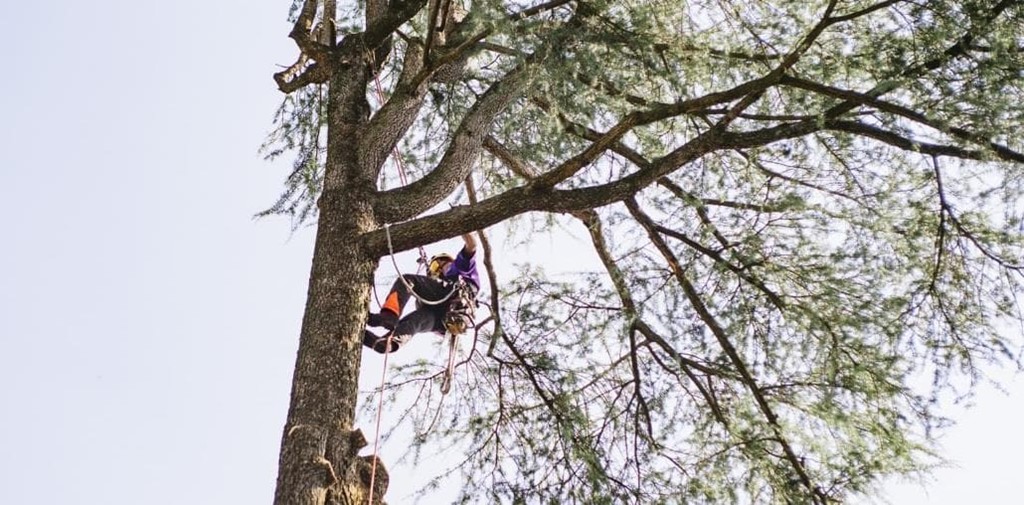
{"left": 364, "top": 233, "right": 480, "bottom": 353}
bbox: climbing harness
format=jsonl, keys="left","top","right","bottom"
{"left": 383, "top": 223, "right": 478, "bottom": 393}
{"left": 443, "top": 278, "right": 476, "bottom": 336}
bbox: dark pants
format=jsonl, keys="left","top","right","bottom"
{"left": 364, "top": 274, "right": 454, "bottom": 353}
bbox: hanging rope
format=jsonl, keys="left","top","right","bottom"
{"left": 366, "top": 333, "right": 393, "bottom": 505}
{"left": 385, "top": 223, "right": 457, "bottom": 306}
{"left": 364, "top": 47, "right": 447, "bottom": 505}
{"left": 367, "top": 48, "right": 429, "bottom": 266}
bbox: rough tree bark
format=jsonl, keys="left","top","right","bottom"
{"left": 271, "top": 0, "right": 385, "bottom": 502}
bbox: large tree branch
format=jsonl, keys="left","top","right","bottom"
{"left": 372, "top": 49, "right": 549, "bottom": 223}
{"left": 362, "top": 124, "right": 730, "bottom": 256}
{"left": 528, "top": 0, "right": 1020, "bottom": 199}
{"left": 485, "top": 137, "right": 787, "bottom": 325}
{"left": 781, "top": 76, "right": 1024, "bottom": 163}
{"left": 490, "top": 128, "right": 790, "bottom": 315}
{"left": 717, "top": 114, "right": 1017, "bottom": 166}
{"left": 522, "top": 77, "right": 776, "bottom": 188}
{"left": 361, "top": 16, "right": 494, "bottom": 181}
{"left": 371, "top": 3, "right": 627, "bottom": 222}
{"left": 359, "top": 43, "right": 427, "bottom": 179}
{"left": 363, "top": 0, "right": 431, "bottom": 51}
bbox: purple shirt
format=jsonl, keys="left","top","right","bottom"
{"left": 443, "top": 247, "right": 479, "bottom": 291}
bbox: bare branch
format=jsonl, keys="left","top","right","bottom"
{"left": 423, "top": 0, "right": 451, "bottom": 62}
{"left": 274, "top": 1, "right": 334, "bottom": 92}
{"left": 362, "top": 0, "right": 1024, "bottom": 258}
{"left": 532, "top": 0, "right": 840, "bottom": 188}
{"left": 464, "top": 175, "right": 507, "bottom": 357}
{"left": 532, "top": 112, "right": 646, "bottom": 187}
{"left": 361, "top": 128, "right": 724, "bottom": 256}
{"left": 291, "top": 0, "right": 319, "bottom": 43}
{"left": 289, "top": 0, "right": 330, "bottom": 60}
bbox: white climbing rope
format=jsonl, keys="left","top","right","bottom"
{"left": 383, "top": 223, "right": 457, "bottom": 306}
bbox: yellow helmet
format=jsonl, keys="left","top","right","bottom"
{"left": 427, "top": 253, "right": 454, "bottom": 278}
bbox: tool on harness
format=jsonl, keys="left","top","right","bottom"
{"left": 440, "top": 279, "right": 477, "bottom": 395}
{"left": 442, "top": 278, "right": 477, "bottom": 336}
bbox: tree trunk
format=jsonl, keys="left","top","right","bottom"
{"left": 274, "top": 56, "right": 386, "bottom": 505}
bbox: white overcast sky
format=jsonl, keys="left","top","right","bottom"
{"left": 0, "top": 1, "right": 1020, "bottom": 503}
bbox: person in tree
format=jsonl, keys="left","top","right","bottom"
{"left": 364, "top": 233, "right": 480, "bottom": 354}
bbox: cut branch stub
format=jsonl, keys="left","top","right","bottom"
{"left": 276, "top": 0, "right": 336, "bottom": 92}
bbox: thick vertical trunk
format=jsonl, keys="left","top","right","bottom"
{"left": 274, "top": 56, "right": 384, "bottom": 505}
{"left": 273, "top": 221, "right": 376, "bottom": 505}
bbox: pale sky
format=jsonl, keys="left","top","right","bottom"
{"left": 0, "top": 1, "right": 1020, "bottom": 504}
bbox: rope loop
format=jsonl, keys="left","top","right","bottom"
{"left": 384, "top": 223, "right": 456, "bottom": 306}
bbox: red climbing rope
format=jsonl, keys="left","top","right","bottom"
{"left": 365, "top": 51, "right": 427, "bottom": 505}
{"left": 369, "top": 56, "right": 428, "bottom": 265}
{"left": 375, "top": 66, "right": 410, "bottom": 188}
